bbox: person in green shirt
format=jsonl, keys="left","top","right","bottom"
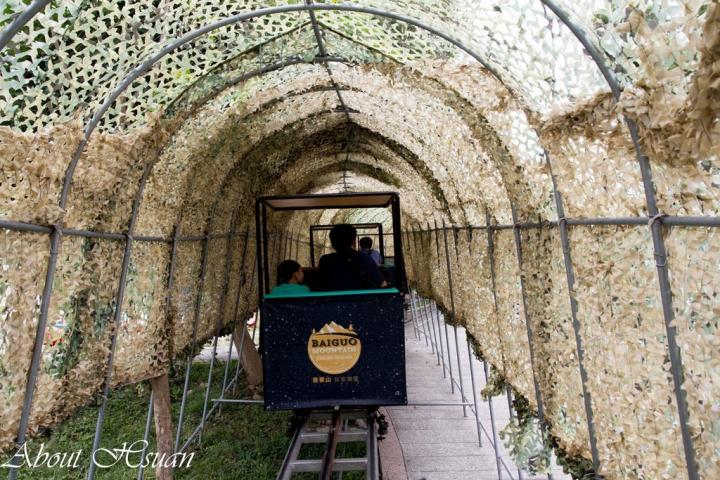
{"left": 271, "top": 260, "right": 311, "bottom": 295}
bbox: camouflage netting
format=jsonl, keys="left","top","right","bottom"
{"left": 1, "top": 0, "right": 720, "bottom": 478}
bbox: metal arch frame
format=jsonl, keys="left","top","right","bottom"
{"left": 8, "top": 143, "right": 169, "bottom": 478}
{"left": 537, "top": 0, "right": 698, "bottom": 475}
{"left": 2, "top": 2, "right": 701, "bottom": 477}
{"left": 198, "top": 208, "right": 237, "bottom": 443}
{"left": 510, "top": 203, "right": 554, "bottom": 480}
{"left": 58, "top": 2, "right": 512, "bottom": 222}
{"left": 440, "top": 219, "right": 467, "bottom": 415}
{"left": 0, "top": 0, "right": 52, "bottom": 52}
{"left": 84, "top": 156, "right": 161, "bottom": 479}
{"left": 218, "top": 225, "right": 252, "bottom": 415}
{"left": 405, "top": 225, "right": 521, "bottom": 480}
{"left": 542, "top": 148, "right": 601, "bottom": 476}
{"left": 173, "top": 167, "right": 251, "bottom": 454}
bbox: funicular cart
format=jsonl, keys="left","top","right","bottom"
{"left": 254, "top": 192, "right": 407, "bottom": 479}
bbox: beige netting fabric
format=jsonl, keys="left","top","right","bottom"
{"left": 568, "top": 225, "right": 686, "bottom": 477}
{"left": 519, "top": 226, "right": 590, "bottom": 458}
{"left": 667, "top": 226, "right": 720, "bottom": 478}
{"left": 0, "top": 232, "right": 50, "bottom": 451}
{"left": 2, "top": 0, "right": 720, "bottom": 477}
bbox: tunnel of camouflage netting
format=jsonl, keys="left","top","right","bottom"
{"left": 2, "top": 1, "right": 720, "bottom": 478}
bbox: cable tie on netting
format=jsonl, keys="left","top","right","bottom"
{"left": 654, "top": 251, "right": 668, "bottom": 268}
{"left": 50, "top": 224, "right": 63, "bottom": 255}
{"left": 513, "top": 222, "right": 521, "bottom": 229}
{"left": 126, "top": 233, "right": 134, "bottom": 243}
{"left": 557, "top": 217, "right": 571, "bottom": 254}
{"left": 648, "top": 213, "right": 666, "bottom": 228}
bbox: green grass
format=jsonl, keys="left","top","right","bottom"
{"left": 3, "top": 360, "right": 372, "bottom": 479}
{"left": 2, "top": 360, "right": 293, "bottom": 479}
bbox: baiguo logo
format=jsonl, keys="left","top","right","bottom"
{"left": 307, "top": 322, "right": 362, "bottom": 375}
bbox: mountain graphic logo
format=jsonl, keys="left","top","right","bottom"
{"left": 307, "top": 322, "right": 362, "bottom": 375}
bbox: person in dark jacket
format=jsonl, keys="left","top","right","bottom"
{"left": 318, "top": 224, "right": 387, "bottom": 291}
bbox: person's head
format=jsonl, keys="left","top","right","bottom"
{"left": 359, "top": 237, "right": 373, "bottom": 250}
{"left": 329, "top": 224, "right": 357, "bottom": 251}
{"left": 277, "top": 260, "right": 303, "bottom": 285}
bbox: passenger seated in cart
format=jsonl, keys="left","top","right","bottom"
{"left": 318, "top": 224, "right": 388, "bottom": 291}
{"left": 271, "top": 260, "right": 311, "bottom": 295}
{"left": 359, "top": 236, "right": 382, "bottom": 265}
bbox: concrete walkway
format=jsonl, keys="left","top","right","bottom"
{"left": 381, "top": 306, "right": 570, "bottom": 480}
{"left": 197, "top": 312, "right": 572, "bottom": 480}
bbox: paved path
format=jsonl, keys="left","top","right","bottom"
{"left": 382, "top": 305, "right": 570, "bottom": 480}
{"left": 197, "top": 310, "right": 572, "bottom": 480}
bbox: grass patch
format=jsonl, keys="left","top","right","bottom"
{"left": 2, "top": 359, "right": 291, "bottom": 479}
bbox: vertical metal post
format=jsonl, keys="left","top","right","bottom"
{"left": 466, "top": 340, "right": 483, "bottom": 447}
{"left": 485, "top": 361, "right": 504, "bottom": 480}
{"left": 285, "top": 231, "right": 291, "bottom": 260}
{"left": 429, "top": 222, "right": 447, "bottom": 377}
{"left": 631, "top": 123, "right": 697, "bottom": 478}
{"left": 442, "top": 219, "right": 466, "bottom": 416}
{"left": 8, "top": 229, "right": 60, "bottom": 480}
{"left": 199, "top": 211, "right": 237, "bottom": 443}
{"left": 255, "top": 201, "right": 263, "bottom": 304}
{"left": 409, "top": 289, "right": 422, "bottom": 342}
{"left": 544, "top": 151, "right": 601, "bottom": 475}
{"left": 262, "top": 203, "right": 270, "bottom": 295}
{"left": 234, "top": 254, "right": 258, "bottom": 395}
{"left": 174, "top": 229, "right": 212, "bottom": 453}
{"left": 88, "top": 159, "right": 155, "bottom": 480}
{"left": 510, "top": 203, "right": 553, "bottom": 480}
{"left": 426, "top": 295, "right": 440, "bottom": 365}
{"left": 88, "top": 234, "right": 132, "bottom": 480}
{"left": 137, "top": 215, "right": 181, "bottom": 472}
{"left": 435, "top": 220, "right": 454, "bottom": 392}
{"left": 220, "top": 226, "right": 251, "bottom": 413}
{"left": 434, "top": 300, "right": 447, "bottom": 378}
{"left": 270, "top": 232, "right": 282, "bottom": 288}
{"left": 310, "top": 226, "right": 316, "bottom": 267}
{"left": 532, "top": 3, "right": 697, "bottom": 472}
{"left": 282, "top": 231, "right": 289, "bottom": 261}
{"left": 485, "top": 211, "right": 509, "bottom": 377}
{"left": 295, "top": 227, "right": 300, "bottom": 261}
{"left": 165, "top": 218, "right": 182, "bottom": 321}
{"left": 378, "top": 223, "right": 385, "bottom": 260}
{"left": 268, "top": 234, "right": 276, "bottom": 287}
{"left": 391, "top": 197, "right": 405, "bottom": 291}
{"left": 412, "top": 223, "right": 421, "bottom": 269}
{"left": 289, "top": 224, "right": 298, "bottom": 261}
{"left": 411, "top": 223, "right": 433, "bottom": 349}
{"left": 402, "top": 230, "right": 411, "bottom": 285}
{"left": 426, "top": 223, "right": 442, "bottom": 367}
{"left": 137, "top": 390, "right": 154, "bottom": 480}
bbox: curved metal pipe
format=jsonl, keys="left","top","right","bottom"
{"left": 0, "top": 0, "right": 52, "bottom": 52}
{"left": 543, "top": 150, "right": 600, "bottom": 476}
{"left": 57, "top": 3, "right": 510, "bottom": 210}
{"left": 538, "top": 1, "right": 698, "bottom": 476}
{"left": 174, "top": 159, "right": 253, "bottom": 450}
{"left": 5, "top": 1, "right": 699, "bottom": 475}
{"left": 86, "top": 157, "right": 157, "bottom": 479}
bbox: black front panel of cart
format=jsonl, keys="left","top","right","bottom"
{"left": 262, "top": 292, "right": 407, "bottom": 411}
